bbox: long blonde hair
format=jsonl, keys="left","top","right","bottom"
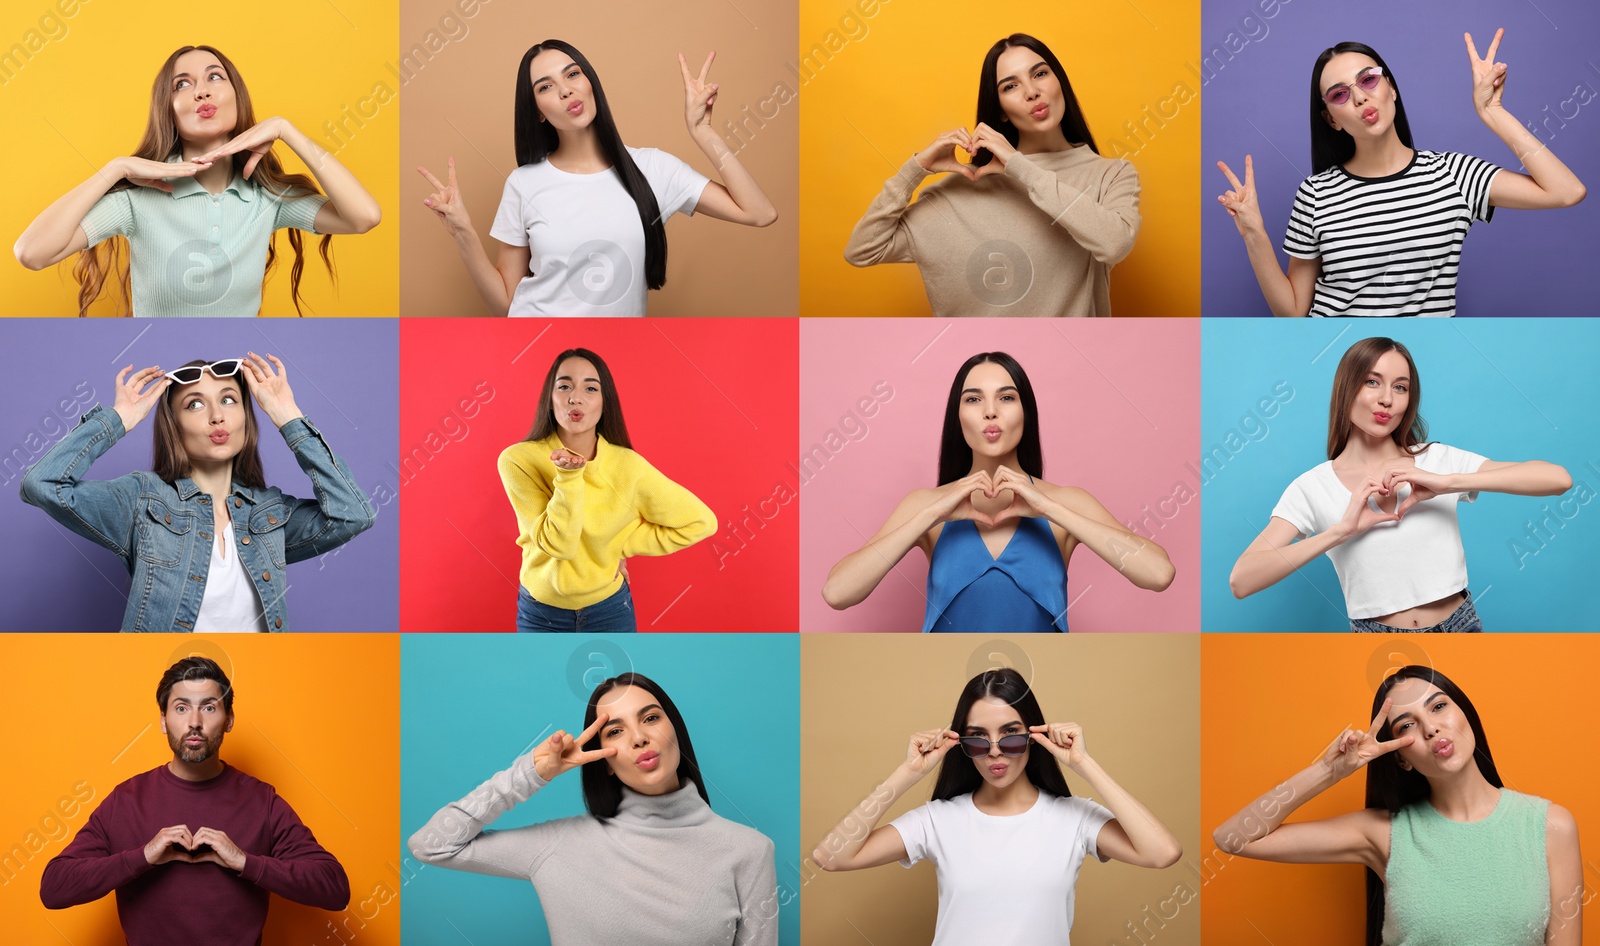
{"left": 73, "top": 45, "right": 334, "bottom": 316}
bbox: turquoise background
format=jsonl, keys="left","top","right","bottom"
{"left": 1201, "top": 319, "right": 1600, "bottom": 631}
{"left": 400, "top": 634, "right": 801, "bottom": 944}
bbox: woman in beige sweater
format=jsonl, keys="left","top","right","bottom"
{"left": 844, "top": 33, "right": 1140, "bottom": 317}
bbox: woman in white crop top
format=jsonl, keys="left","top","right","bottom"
{"left": 1229, "top": 336, "right": 1570, "bottom": 631}
{"left": 417, "top": 40, "right": 778, "bottom": 317}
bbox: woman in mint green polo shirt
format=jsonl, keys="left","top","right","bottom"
{"left": 14, "top": 44, "right": 381, "bottom": 317}
{"left": 1212, "top": 665, "right": 1581, "bottom": 946}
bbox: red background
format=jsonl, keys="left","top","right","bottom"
{"left": 398, "top": 319, "right": 798, "bottom": 632}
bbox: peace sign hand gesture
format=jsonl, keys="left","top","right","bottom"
{"left": 1321, "top": 698, "right": 1417, "bottom": 781}
{"left": 418, "top": 158, "right": 473, "bottom": 238}
{"left": 111, "top": 365, "right": 171, "bottom": 433}
{"left": 679, "top": 52, "right": 719, "bottom": 136}
{"left": 1216, "top": 155, "right": 1265, "bottom": 238}
{"left": 1464, "top": 28, "right": 1508, "bottom": 116}
{"left": 533, "top": 712, "right": 619, "bottom": 782}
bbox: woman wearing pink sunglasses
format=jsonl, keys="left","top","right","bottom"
{"left": 20, "top": 353, "right": 375, "bottom": 631}
{"left": 1216, "top": 30, "right": 1586, "bottom": 317}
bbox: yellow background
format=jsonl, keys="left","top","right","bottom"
{"left": 798, "top": 0, "right": 1200, "bottom": 317}
{"left": 0, "top": 0, "right": 399, "bottom": 316}
{"left": 0, "top": 635, "right": 401, "bottom": 944}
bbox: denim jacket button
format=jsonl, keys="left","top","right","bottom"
{"left": 268, "top": 515, "right": 278, "bottom": 524}
{"left": 274, "top": 617, "right": 283, "bottom": 629}
{"left": 234, "top": 498, "right": 243, "bottom": 508}
{"left": 164, "top": 515, "right": 171, "bottom": 524}
{"left": 262, "top": 571, "right": 271, "bottom": 581}
{"left": 241, "top": 535, "right": 251, "bottom": 545}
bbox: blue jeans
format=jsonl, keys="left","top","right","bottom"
{"left": 1350, "top": 589, "right": 1482, "bottom": 633}
{"left": 517, "top": 582, "right": 637, "bottom": 633}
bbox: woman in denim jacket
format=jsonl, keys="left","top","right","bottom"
{"left": 20, "top": 353, "right": 375, "bottom": 631}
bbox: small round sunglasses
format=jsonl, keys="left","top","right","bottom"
{"left": 164, "top": 359, "right": 245, "bottom": 385}
{"left": 1324, "top": 67, "right": 1384, "bottom": 108}
{"left": 958, "top": 734, "right": 1031, "bottom": 758}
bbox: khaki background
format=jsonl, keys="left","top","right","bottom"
{"left": 800, "top": 634, "right": 1201, "bottom": 945}
{"left": 397, "top": 0, "right": 798, "bottom": 317}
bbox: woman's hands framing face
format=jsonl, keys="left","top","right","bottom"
{"left": 902, "top": 728, "right": 962, "bottom": 780}
{"left": 533, "top": 712, "right": 619, "bottom": 782}
{"left": 418, "top": 158, "right": 473, "bottom": 238}
{"left": 112, "top": 365, "right": 172, "bottom": 432}
{"left": 1029, "top": 721, "right": 1089, "bottom": 770}
{"left": 1320, "top": 698, "right": 1416, "bottom": 781}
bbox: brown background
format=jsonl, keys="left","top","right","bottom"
{"left": 398, "top": 0, "right": 798, "bottom": 317}
{"left": 800, "top": 634, "right": 1201, "bottom": 945}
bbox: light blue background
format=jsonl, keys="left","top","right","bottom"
{"left": 1201, "top": 319, "right": 1600, "bottom": 631}
{"left": 400, "top": 634, "right": 801, "bottom": 945}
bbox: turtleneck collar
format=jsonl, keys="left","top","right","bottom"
{"left": 611, "top": 777, "right": 713, "bottom": 829}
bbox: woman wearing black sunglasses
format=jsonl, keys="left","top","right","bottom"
{"left": 811, "top": 668, "right": 1181, "bottom": 944}
{"left": 20, "top": 353, "right": 375, "bottom": 631}
{"left": 1215, "top": 28, "right": 1585, "bottom": 317}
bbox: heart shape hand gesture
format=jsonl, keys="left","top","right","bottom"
{"left": 144, "top": 825, "right": 247, "bottom": 870}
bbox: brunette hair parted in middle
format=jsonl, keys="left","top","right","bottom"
{"left": 579, "top": 672, "right": 709, "bottom": 819}
{"left": 938, "top": 352, "right": 1043, "bottom": 485}
{"left": 72, "top": 45, "right": 335, "bottom": 317}
{"left": 150, "top": 359, "right": 266, "bottom": 488}
{"left": 523, "top": 347, "right": 633, "bottom": 448}
{"left": 930, "top": 668, "right": 1073, "bottom": 801}
{"left": 972, "top": 33, "right": 1099, "bottom": 166}
{"left": 1326, "top": 336, "right": 1427, "bottom": 460}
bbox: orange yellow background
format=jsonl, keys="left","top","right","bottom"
{"left": 799, "top": 0, "right": 1200, "bottom": 316}
{"left": 0, "top": 0, "right": 399, "bottom": 316}
{"left": 0, "top": 634, "right": 400, "bottom": 944}
{"left": 1202, "top": 634, "right": 1600, "bottom": 943}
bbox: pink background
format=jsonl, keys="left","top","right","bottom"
{"left": 799, "top": 319, "right": 1200, "bottom": 633}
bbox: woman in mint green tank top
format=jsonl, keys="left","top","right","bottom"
{"left": 1212, "top": 665, "right": 1582, "bottom": 946}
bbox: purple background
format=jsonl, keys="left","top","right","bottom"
{"left": 0, "top": 320, "right": 399, "bottom": 632}
{"left": 1201, "top": 0, "right": 1600, "bottom": 316}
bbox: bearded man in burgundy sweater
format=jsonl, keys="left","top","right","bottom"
{"left": 39, "top": 656, "right": 350, "bottom": 945}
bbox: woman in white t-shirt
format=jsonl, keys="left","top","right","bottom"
{"left": 811, "top": 668, "right": 1181, "bottom": 946}
{"left": 418, "top": 40, "right": 778, "bottom": 317}
{"left": 1230, "top": 336, "right": 1571, "bottom": 631}
{"left": 1215, "top": 31, "right": 1585, "bottom": 317}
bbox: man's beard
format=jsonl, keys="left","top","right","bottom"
{"left": 168, "top": 727, "right": 222, "bottom": 764}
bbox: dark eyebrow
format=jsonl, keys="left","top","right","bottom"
{"left": 1389, "top": 691, "right": 1447, "bottom": 727}
{"left": 996, "top": 60, "right": 1048, "bottom": 86}
{"left": 555, "top": 375, "right": 600, "bottom": 383}
{"left": 1322, "top": 66, "right": 1377, "bottom": 95}
{"left": 961, "top": 385, "right": 1019, "bottom": 396}
{"left": 1365, "top": 371, "right": 1410, "bottom": 383}
{"left": 532, "top": 61, "right": 579, "bottom": 85}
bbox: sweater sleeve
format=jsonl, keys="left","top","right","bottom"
{"left": 236, "top": 793, "right": 351, "bottom": 910}
{"left": 407, "top": 751, "right": 566, "bottom": 881}
{"left": 619, "top": 454, "right": 716, "bottom": 558}
{"left": 732, "top": 835, "right": 779, "bottom": 946}
{"left": 19, "top": 405, "right": 140, "bottom": 561}
{"left": 499, "top": 446, "right": 585, "bottom": 562}
{"left": 39, "top": 795, "right": 154, "bottom": 909}
{"left": 1003, "top": 152, "right": 1141, "bottom": 265}
{"left": 843, "top": 158, "right": 932, "bottom": 266}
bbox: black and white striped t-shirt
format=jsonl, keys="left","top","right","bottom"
{"left": 1282, "top": 150, "right": 1501, "bottom": 317}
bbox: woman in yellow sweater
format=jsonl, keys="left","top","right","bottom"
{"left": 498, "top": 348, "right": 716, "bottom": 632}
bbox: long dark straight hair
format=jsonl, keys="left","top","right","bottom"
{"left": 972, "top": 33, "right": 1098, "bottom": 166}
{"left": 579, "top": 672, "right": 709, "bottom": 819}
{"left": 151, "top": 359, "right": 266, "bottom": 488}
{"left": 937, "top": 352, "right": 1042, "bottom": 486}
{"left": 1326, "top": 337, "right": 1427, "bottom": 461}
{"left": 514, "top": 40, "right": 669, "bottom": 290}
{"left": 1310, "top": 42, "right": 1413, "bottom": 175}
{"left": 931, "top": 668, "right": 1072, "bottom": 801}
{"left": 1362, "top": 666, "right": 1501, "bottom": 946}
{"left": 524, "top": 347, "right": 633, "bottom": 448}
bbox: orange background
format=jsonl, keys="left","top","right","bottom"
{"left": 0, "top": 635, "right": 400, "bottom": 945}
{"left": 397, "top": 0, "right": 798, "bottom": 317}
{"left": 1201, "top": 634, "right": 1600, "bottom": 942}
{"left": 798, "top": 0, "right": 1200, "bottom": 316}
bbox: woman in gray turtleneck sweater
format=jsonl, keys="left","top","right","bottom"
{"left": 408, "top": 672, "right": 779, "bottom": 946}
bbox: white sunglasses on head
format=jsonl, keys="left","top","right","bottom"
{"left": 164, "top": 359, "right": 245, "bottom": 385}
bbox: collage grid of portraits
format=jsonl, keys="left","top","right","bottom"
{"left": 1, "top": 1, "right": 1598, "bottom": 945}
